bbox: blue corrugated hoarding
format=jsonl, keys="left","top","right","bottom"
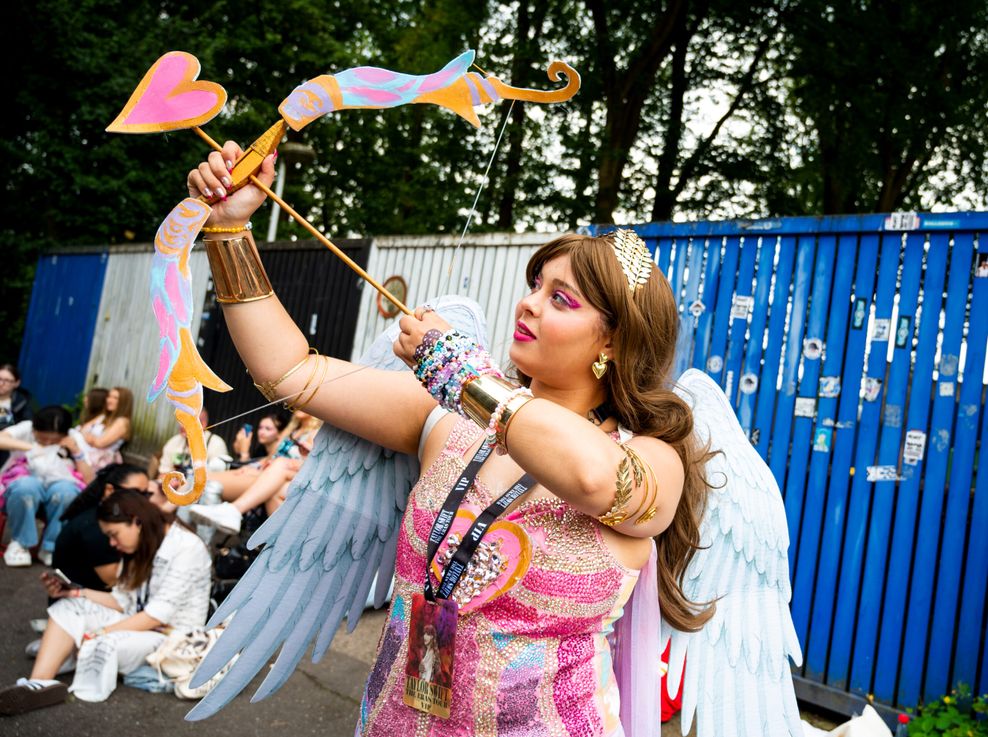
{"left": 592, "top": 211, "right": 987, "bottom": 719}
{"left": 18, "top": 251, "right": 108, "bottom": 407}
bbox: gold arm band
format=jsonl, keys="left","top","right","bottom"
{"left": 624, "top": 445, "right": 658, "bottom": 525}
{"left": 461, "top": 375, "right": 520, "bottom": 430}
{"left": 253, "top": 347, "right": 317, "bottom": 401}
{"left": 204, "top": 234, "right": 274, "bottom": 303}
{"left": 598, "top": 453, "right": 635, "bottom": 527}
{"left": 286, "top": 355, "right": 330, "bottom": 412}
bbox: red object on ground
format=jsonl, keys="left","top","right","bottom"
{"left": 661, "top": 641, "right": 683, "bottom": 722}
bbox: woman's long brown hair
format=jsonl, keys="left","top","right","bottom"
{"left": 97, "top": 489, "right": 166, "bottom": 590}
{"left": 522, "top": 233, "right": 717, "bottom": 632}
{"left": 105, "top": 386, "right": 134, "bottom": 439}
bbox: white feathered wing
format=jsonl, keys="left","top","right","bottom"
{"left": 666, "top": 368, "right": 803, "bottom": 737}
{"left": 185, "top": 295, "right": 489, "bottom": 720}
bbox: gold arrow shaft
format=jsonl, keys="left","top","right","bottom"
{"left": 193, "top": 126, "right": 412, "bottom": 316}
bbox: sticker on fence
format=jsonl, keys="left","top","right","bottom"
{"left": 884, "top": 211, "right": 920, "bottom": 230}
{"left": 739, "top": 373, "right": 758, "bottom": 394}
{"left": 688, "top": 299, "right": 705, "bottom": 318}
{"left": 895, "top": 316, "right": 912, "bottom": 348}
{"left": 730, "top": 295, "right": 754, "bottom": 321}
{"left": 852, "top": 298, "right": 867, "bottom": 329}
{"left": 794, "top": 397, "right": 816, "bottom": 418}
{"left": 939, "top": 381, "right": 955, "bottom": 398}
{"left": 903, "top": 430, "right": 927, "bottom": 465}
{"left": 866, "top": 465, "right": 900, "bottom": 482}
{"left": 883, "top": 404, "right": 903, "bottom": 428}
{"left": 813, "top": 427, "right": 833, "bottom": 452}
{"left": 871, "top": 318, "right": 891, "bottom": 342}
{"left": 977, "top": 253, "right": 988, "bottom": 278}
{"left": 803, "top": 338, "right": 824, "bottom": 361}
{"left": 707, "top": 355, "right": 723, "bottom": 373}
{"left": 862, "top": 377, "right": 883, "bottom": 402}
{"left": 819, "top": 376, "right": 841, "bottom": 398}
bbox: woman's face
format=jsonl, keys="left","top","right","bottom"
{"left": 257, "top": 417, "right": 280, "bottom": 445}
{"left": 99, "top": 520, "right": 141, "bottom": 554}
{"left": 105, "top": 389, "right": 119, "bottom": 413}
{"left": 102, "top": 472, "right": 150, "bottom": 500}
{"left": 0, "top": 369, "right": 18, "bottom": 398}
{"left": 510, "top": 254, "right": 611, "bottom": 389}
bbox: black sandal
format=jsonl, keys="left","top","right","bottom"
{"left": 0, "top": 680, "right": 68, "bottom": 716}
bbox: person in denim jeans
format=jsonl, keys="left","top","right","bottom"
{"left": 0, "top": 406, "right": 94, "bottom": 567}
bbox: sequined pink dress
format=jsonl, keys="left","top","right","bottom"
{"left": 357, "top": 418, "right": 640, "bottom": 736}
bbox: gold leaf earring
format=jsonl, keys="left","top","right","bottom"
{"left": 592, "top": 353, "right": 609, "bottom": 379}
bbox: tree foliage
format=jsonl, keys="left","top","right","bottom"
{"left": 4, "top": 0, "right": 988, "bottom": 357}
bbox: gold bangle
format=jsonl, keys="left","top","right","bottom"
{"left": 598, "top": 453, "right": 635, "bottom": 527}
{"left": 204, "top": 234, "right": 274, "bottom": 303}
{"left": 461, "top": 375, "right": 519, "bottom": 430}
{"left": 253, "top": 348, "right": 317, "bottom": 401}
{"left": 201, "top": 222, "right": 251, "bottom": 234}
{"left": 624, "top": 446, "right": 659, "bottom": 525}
{"left": 285, "top": 356, "right": 328, "bottom": 412}
{"left": 496, "top": 393, "right": 534, "bottom": 453}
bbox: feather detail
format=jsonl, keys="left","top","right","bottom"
{"left": 665, "top": 369, "right": 803, "bottom": 737}
{"left": 185, "top": 295, "right": 490, "bottom": 720}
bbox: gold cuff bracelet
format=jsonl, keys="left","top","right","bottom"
{"left": 461, "top": 375, "right": 520, "bottom": 430}
{"left": 204, "top": 234, "right": 274, "bottom": 304}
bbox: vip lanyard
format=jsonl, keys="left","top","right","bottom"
{"left": 424, "top": 442, "right": 535, "bottom": 602}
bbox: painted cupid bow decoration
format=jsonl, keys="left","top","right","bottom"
{"left": 106, "top": 49, "right": 581, "bottom": 506}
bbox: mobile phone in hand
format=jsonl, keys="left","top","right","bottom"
{"left": 242, "top": 423, "right": 253, "bottom": 435}
{"left": 51, "top": 568, "right": 82, "bottom": 589}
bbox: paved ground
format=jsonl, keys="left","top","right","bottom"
{"left": 1, "top": 561, "right": 836, "bottom": 736}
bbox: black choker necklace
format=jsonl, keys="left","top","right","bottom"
{"left": 587, "top": 402, "right": 611, "bottom": 426}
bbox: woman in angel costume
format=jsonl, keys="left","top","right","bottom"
{"left": 182, "top": 146, "right": 803, "bottom": 737}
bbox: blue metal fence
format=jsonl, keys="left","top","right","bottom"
{"left": 594, "top": 212, "right": 987, "bottom": 715}
{"left": 18, "top": 251, "right": 108, "bottom": 407}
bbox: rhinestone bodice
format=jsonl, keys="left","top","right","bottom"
{"left": 357, "top": 418, "right": 639, "bottom": 736}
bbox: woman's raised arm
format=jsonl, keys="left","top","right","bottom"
{"left": 188, "top": 142, "right": 435, "bottom": 456}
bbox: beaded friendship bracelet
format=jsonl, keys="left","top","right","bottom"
{"left": 414, "top": 330, "right": 504, "bottom": 415}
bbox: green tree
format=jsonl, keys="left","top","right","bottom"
{"left": 776, "top": 0, "right": 988, "bottom": 214}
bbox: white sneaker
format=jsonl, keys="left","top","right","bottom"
{"left": 189, "top": 502, "right": 243, "bottom": 535}
{"left": 37, "top": 550, "right": 52, "bottom": 567}
{"left": 3, "top": 542, "right": 32, "bottom": 568}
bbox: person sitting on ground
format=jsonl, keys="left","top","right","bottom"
{"left": 0, "top": 364, "right": 34, "bottom": 468}
{"left": 189, "top": 410, "right": 323, "bottom": 535}
{"left": 1, "top": 406, "right": 94, "bottom": 568}
{"left": 155, "top": 408, "right": 229, "bottom": 479}
{"left": 53, "top": 464, "right": 150, "bottom": 593}
{"left": 76, "top": 387, "right": 108, "bottom": 428}
{"left": 0, "top": 489, "right": 211, "bottom": 714}
{"left": 74, "top": 387, "right": 133, "bottom": 471}
{"left": 200, "top": 412, "right": 289, "bottom": 504}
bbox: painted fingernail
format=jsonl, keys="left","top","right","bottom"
{"left": 203, "top": 187, "right": 213, "bottom": 197}
{"left": 273, "top": 150, "right": 279, "bottom": 159}
{"left": 221, "top": 195, "right": 228, "bottom": 202}
{"left": 221, "top": 176, "right": 232, "bottom": 187}
{"left": 215, "top": 186, "right": 226, "bottom": 198}
{"left": 225, "top": 160, "right": 234, "bottom": 171}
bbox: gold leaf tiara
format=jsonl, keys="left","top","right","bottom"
{"left": 609, "top": 229, "right": 653, "bottom": 292}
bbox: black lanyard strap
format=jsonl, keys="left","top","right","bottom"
{"left": 424, "top": 440, "right": 536, "bottom": 602}
{"left": 432, "top": 472, "right": 535, "bottom": 601}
